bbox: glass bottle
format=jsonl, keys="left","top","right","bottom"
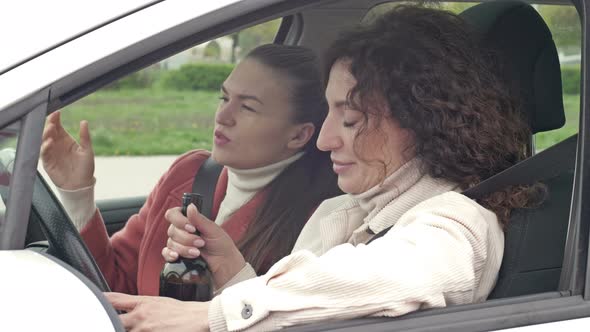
{"left": 159, "top": 193, "right": 213, "bottom": 301}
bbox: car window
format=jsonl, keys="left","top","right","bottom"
{"left": 38, "top": 18, "right": 282, "bottom": 200}
{"left": 364, "top": 2, "right": 581, "bottom": 153}
{"left": 534, "top": 4, "right": 581, "bottom": 152}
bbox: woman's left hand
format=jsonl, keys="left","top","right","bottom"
{"left": 105, "top": 292, "right": 210, "bottom": 332}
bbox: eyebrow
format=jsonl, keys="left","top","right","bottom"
{"left": 221, "top": 85, "right": 264, "bottom": 105}
{"left": 332, "top": 100, "right": 350, "bottom": 109}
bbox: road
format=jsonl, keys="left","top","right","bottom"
{"left": 39, "top": 155, "right": 178, "bottom": 201}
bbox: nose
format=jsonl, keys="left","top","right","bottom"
{"left": 317, "top": 112, "right": 342, "bottom": 152}
{"left": 215, "top": 101, "right": 236, "bottom": 127}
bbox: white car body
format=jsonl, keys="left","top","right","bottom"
{"left": 0, "top": 0, "right": 242, "bottom": 110}
{"left": 0, "top": 1, "right": 241, "bottom": 330}
{"left": 0, "top": 0, "right": 588, "bottom": 331}
{"left": 0, "top": 251, "right": 115, "bottom": 331}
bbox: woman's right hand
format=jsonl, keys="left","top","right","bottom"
{"left": 163, "top": 204, "right": 246, "bottom": 288}
{"left": 40, "top": 111, "right": 95, "bottom": 190}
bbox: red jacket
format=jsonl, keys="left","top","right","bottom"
{"left": 80, "top": 150, "right": 266, "bottom": 295}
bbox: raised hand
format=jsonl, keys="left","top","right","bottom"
{"left": 40, "top": 111, "right": 95, "bottom": 190}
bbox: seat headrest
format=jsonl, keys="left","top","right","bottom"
{"left": 460, "top": 1, "right": 565, "bottom": 134}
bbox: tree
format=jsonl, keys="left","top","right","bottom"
{"left": 537, "top": 5, "right": 581, "bottom": 54}
{"left": 234, "top": 19, "right": 281, "bottom": 61}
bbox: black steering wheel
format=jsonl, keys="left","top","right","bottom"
{"left": 31, "top": 171, "right": 111, "bottom": 292}
{"left": 0, "top": 148, "right": 110, "bottom": 292}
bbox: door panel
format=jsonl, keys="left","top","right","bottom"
{"left": 96, "top": 196, "right": 145, "bottom": 236}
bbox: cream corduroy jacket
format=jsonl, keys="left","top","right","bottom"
{"left": 208, "top": 159, "right": 504, "bottom": 331}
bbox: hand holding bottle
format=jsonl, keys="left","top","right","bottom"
{"left": 163, "top": 204, "right": 246, "bottom": 289}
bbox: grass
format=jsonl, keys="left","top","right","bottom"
{"left": 60, "top": 89, "right": 220, "bottom": 155}
{"left": 60, "top": 89, "right": 581, "bottom": 156}
{"left": 535, "top": 93, "right": 580, "bottom": 150}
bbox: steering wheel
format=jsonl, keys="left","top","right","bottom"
{"left": 31, "top": 172, "right": 112, "bottom": 292}
{"left": 0, "top": 148, "right": 110, "bottom": 292}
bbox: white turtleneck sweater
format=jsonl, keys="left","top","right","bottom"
{"left": 215, "top": 152, "right": 304, "bottom": 225}
{"left": 57, "top": 152, "right": 304, "bottom": 231}
{"left": 208, "top": 158, "right": 505, "bottom": 332}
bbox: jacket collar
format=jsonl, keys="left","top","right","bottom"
{"left": 320, "top": 159, "right": 459, "bottom": 248}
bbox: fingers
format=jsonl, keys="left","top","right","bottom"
{"left": 167, "top": 223, "right": 202, "bottom": 246}
{"left": 165, "top": 207, "right": 192, "bottom": 230}
{"left": 118, "top": 312, "right": 137, "bottom": 331}
{"left": 79, "top": 120, "right": 93, "bottom": 150}
{"left": 104, "top": 292, "right": 141, "bottom": 312}
{"left": 166, "top": 237, "right": 201, "bottom": 259}
{"left": 42, "top": 122, "right": 56, "bottom": 141}
{"left": 161, "top": 246, "right": 179, "bottom": 262}
{"left": 40, "top": 137, "right": 53, "bottom": 160}
{"left": 46, "top": 111, "right": 66, "bottom": 135}
{"left": 46, "top": 110, "right": 60, "bottom": 126}
{"left": 186, "top": 204, "right": 222, "bottom": 237}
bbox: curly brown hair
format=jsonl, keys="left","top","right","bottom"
{"left": 324, "top": 5, "right": 545, "bottom": 226}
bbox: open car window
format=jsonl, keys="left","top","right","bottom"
{"left": 39, "top": 18, "right": 283, "bottom": 201}
{"left": 3, "top": 0, "right": 590, "bottom": 330}
{"left": 365, "top": 1, "right": 581, "bottom": 155}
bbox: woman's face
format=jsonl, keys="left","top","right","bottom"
{"left": 318, "top": 60, "right": 414, "bottom": 194}
{"left": 211, "top": 58, "right": 313, "bottom": 169}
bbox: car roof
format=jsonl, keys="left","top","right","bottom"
{"left": 0, "top": 0, "right": 158, "bottom": 74}
{"left": 0, "top": 0, "right": 244, "bottom": 111}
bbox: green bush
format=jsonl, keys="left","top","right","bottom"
{"left": 561, "top": 64, "right": 581, "bottom": 94}
{"left": 106, "top": 69, "right": 163, "bottom": 90}
{"left": 160, "top": 63, "right": 235, "bottom": 91}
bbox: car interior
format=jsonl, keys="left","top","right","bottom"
{"left": 5, "top": 0, "right": 586, "bottom": 330}
{"left": 461, "top": 0, "right": 574, "bottom": 299}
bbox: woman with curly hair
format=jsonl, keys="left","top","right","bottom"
{"left": 107, "top": 5, "right": 542, "bottom": 331}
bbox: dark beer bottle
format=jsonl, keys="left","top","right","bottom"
{"left": 159, "top": 193, "right": 213, "bottom": 301}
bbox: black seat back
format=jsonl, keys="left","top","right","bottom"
{"left": 470, "top": 135, "right": 576, "bottom": 299}
{"left": 460, "top": 1, "right": 575, "bottom": 299}
{"left": 489, "top": 167, "right": 574, "bottom": 298}
{"left": 461, "top": 1, "right": 565, "bottom": 134}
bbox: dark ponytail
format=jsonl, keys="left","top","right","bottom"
{"left": 236, "top": 44, "right": 341, "bottom": 273}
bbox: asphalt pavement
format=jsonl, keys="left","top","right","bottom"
{"left": 39, "top": 155, "right": 178, "bottom": 201}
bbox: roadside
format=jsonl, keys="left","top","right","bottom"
{"left": 39, "top": 155, "right": 178, "bottom": 200}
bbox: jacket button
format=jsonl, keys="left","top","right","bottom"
{"left": 241, "top": 304, "right": 253, "bottom": 319}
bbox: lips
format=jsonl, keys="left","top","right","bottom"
{"left": 214, "top": 130, "right": 231, "bottom": 146}
{"left": 331, "top": 159, "right": 355, "bottom": 174}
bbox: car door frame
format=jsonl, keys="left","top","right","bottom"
{"left": 2, "top": 0, "right": 589, "bottom": 330}
{"left": 0, "top": 88, "right": 48, "bottom": 250}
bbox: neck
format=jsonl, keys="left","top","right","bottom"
{"left": 227, "top": 152, "right": 305, "bottom": 192}
{"left": 351, "top": 158, "right": 425, "bottom": 218}
{"left": 215, "top": 152, "right": 304, "bottom": 224}
{"left": 350, "top": 158, "right": 459, "bottom": 226}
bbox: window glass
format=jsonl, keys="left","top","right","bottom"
{"left": 534, "top": 5, "right": 581, "bottom": 151}
{"left": 43, "top": 19, "right": 282, "bottom": 199}
{"left": 364, "top": 2, "right": 581, "bottom": 152}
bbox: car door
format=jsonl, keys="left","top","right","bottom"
{"left": 283, "top": 0, "right": 590, "bottom": 330}
{"left": 62, "top": 16, "right": 287, "bottom": 236}
{"left": 4, "top": 0, "right": 589, "bottom": 330}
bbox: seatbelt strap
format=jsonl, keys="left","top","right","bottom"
{"left": 461, "top": 134, "right": 578, "bottom": 200}
{"left": 191, "top": 156, "right": 223, "bottom": 219}
{"left": 367, "top": 134, "right": 578, "bottom": 244}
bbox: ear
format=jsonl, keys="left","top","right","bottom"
{"left": 286, "top": 123, "right": 315, "bottom": 150}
